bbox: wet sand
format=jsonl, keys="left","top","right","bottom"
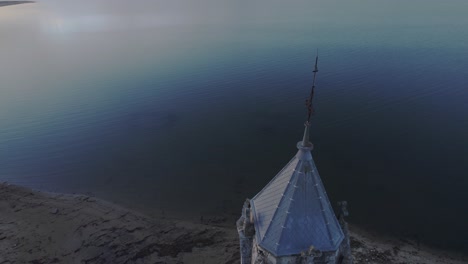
{"left": 0, "top": 183, "right": 466, "bottom": 264}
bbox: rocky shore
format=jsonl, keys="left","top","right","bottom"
{"left": 0, "top": 183, "right": 466, "bottom": 264}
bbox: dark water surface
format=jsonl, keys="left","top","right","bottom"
{"left": 1, "top": 0, "right": 467, "bottom": 251}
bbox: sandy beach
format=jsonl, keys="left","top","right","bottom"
{"left": 0, "top": 183, "right": 466, "bottom": 264}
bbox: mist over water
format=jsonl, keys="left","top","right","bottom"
{"left": 1, "top": 0, "right": 467, "bottom": 251}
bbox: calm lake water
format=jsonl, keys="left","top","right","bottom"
{"left": 1, "top": 0, "right": 467, "bottom": 251}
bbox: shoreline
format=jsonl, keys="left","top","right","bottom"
{"left": 0, "top": 1, "right": 34, "bottom": 7}
{"left": 0, "top": 183, "right": 466, "bottom": 264}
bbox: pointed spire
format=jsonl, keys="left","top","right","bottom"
{"left": 299, "top": 121, "right": 313, "bottom": 149}
{"left": 300, "top": 51, "right": 319, "bottom": 150}
{"left": 306, "top": 51, "right": 319, "bottom": 122}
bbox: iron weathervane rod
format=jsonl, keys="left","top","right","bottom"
{"left": 305, "top": 52, "right": 319, "bottom": 123}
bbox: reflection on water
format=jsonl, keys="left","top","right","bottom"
{"left": 0, "top": 0, "right": 467, "bottom": 251}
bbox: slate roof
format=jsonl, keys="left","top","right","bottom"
{"left": 250, "top": 125, "right": 344, "bottom": 256}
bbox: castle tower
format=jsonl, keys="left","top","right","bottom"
{"left": 237, "top": 55, "right": 353, "bottom": 264}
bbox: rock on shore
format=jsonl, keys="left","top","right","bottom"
{"left": 0, "top": 183, "right": 239, "bottom": 264}
{"left": 0, "top": 183, "right": 466, "bottom": 264}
